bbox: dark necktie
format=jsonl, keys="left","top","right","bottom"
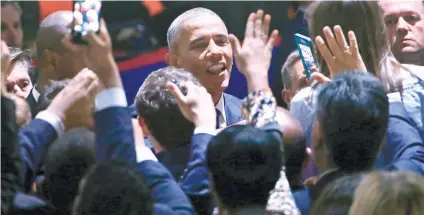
{"left": 216, "top": 108, "right": 221, "bottom": 129}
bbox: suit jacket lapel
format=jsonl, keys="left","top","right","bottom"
{"left": 223, "top": 93, "right": 244, "bottom": 125}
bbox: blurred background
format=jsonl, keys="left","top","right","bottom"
{"left": 15, "top": 1, "right": 309, "bottom": 107}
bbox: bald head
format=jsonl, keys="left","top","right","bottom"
{"left": 36, "top": 11, "right": 73, "bottom": 59}
{"left": 166, "top": 7, "right": 224, "bottom": 53}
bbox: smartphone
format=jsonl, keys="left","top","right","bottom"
{"left": 294, "top": 33, "right": 317, "bottom": 78}
{"left": 72, "top": 0, "right": 102, "bottom": 44}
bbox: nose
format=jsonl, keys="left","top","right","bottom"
{"left": 396, "top": 17, "right": 409, "bottom": 34}
{"left": 206, "top": 41, "right": 223, "bottom": 59}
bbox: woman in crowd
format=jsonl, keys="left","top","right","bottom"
{"left": 349, "top": 171, "right": 424, "bottom": 215}
{"left": 6, "top": 47, "right": 36, "bottom": 99}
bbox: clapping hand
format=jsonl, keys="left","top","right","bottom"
{"left": 315, "top": 25, "right": 366, "bottom": 79}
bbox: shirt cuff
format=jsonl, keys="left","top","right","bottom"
{"left": 95, "top": 88, "right": 128, "bottom": 112}
{"left": 194, "top": 126, "right": 217, "bottom": 136}
{"left": 136, "top": 147, "right": 158, "bottom": 163}
{"left": 35, "top": 111, "right": 65, "bottom": 137}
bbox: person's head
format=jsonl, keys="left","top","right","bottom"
{"left": 275, "top": 107, "right": 310, "bottom": 191}
{"left": 380, "top": 1, "right": 424, "bottom": 65}
{"left": 72, "top": 161, "right": 153, "bottom": 215}
{"left": 207, "top": 125, "right": 283, "bottom": 211}
{"left": 308, "top": 0, "right": 402, "bottom": 93}
{"left": 36, "top": 11, "right": 86, "bottom": 90}
{"left": 7, "top": 93, "right": 31, "bottom": 128}
{"left": 1, "top": 2, "right": 23, "bottom": 48}
{"left": 313, "top": 72, "right": 389, "bottom": 173}
{"left": 6, "top": 48, "right": 35, "bottom": 99}
{"left": 310, "top": 173, "right": 365, "bottom": 215}
{"left": 349, "top": 171, "right": 424, "bottom": 215}
{"left": 281, "top": 50, "right": 310, "bottom": 108}
{"left": 135, "top": 67, "right": 201, "bottom": 152}
{"left": 44, "top": 128, "right": 95, "bottom": 214}
{"left": 165, "top": 7, "right": 232, "bottom": 98}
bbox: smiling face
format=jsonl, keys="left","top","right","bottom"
{"left": 380, "top": 1, "right": 424, "bottom": 62}
{"left": 171, "top": 15, "right": 233, "bottom": 94}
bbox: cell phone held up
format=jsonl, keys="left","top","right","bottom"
{"left": 72, "top": 0, "right": 102, "bottom": 44}
{"left": 294, "top": 33, "right": 318, "bottom": 78}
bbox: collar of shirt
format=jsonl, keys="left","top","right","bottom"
{"left": 215, "top": 94, "right": 227, "bottom": 128}
{"left": 32, "top": 86, "right": 41, "bottom": 102}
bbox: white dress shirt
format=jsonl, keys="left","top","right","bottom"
{"left": 215, "top": 94, "right": 227, "bottom": 129}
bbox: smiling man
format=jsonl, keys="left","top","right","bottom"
{"left": 164, "top": 8, "right": 244, "bottom": 129}
{"left": 380, "top": 1, "right": 424, "bottom": 66}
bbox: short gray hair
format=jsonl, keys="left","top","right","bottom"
{"left": 166, "top": 7, "right": 222, "bottom": 53}
{"left": 281, "top": 50, "right": 302, "bottom": 90}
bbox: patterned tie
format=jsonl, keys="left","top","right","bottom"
{"left": 216, "top": 108, "right": 221, "bottom": 129}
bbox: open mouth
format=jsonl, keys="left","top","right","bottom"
{"left": 207, "top": 64, "right": 226, "bottom": 75}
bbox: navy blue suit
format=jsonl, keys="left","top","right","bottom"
{"left": 19, "top": 118, "right": 58, "bottom": 192}
{"left": 293, "top": 101, "right": 424, "bottom": 215}
{"left": 94, "top": 106, "right": 195, "bottom": 215}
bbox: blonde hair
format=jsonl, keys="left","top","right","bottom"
{"left": 349, "top": 171, "right": 424, "bottom": 215}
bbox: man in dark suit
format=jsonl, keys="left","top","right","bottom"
{"left": 130, "top": 7, "right": 244, "bottom": 129}
{"left": 27, "top": 11, "right": 88, "bottom": 117}
{"left": 133, "top": 67, "right": 205, "bottom": 180}
{"left": 61, "top": 22, "right": 195, "bottom": 214}
{"left": 292, "top": 72, "right": 424, "bottom": 215}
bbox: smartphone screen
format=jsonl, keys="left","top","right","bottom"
{"left": 294, "top": 33, "right": 317, "bottom": 78}
{"left": 72, "top": 0, "right": 102, "bottom": 43}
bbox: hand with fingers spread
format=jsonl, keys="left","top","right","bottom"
{"left": 46, "top": 69, "right": 100, "bottom": 130}
{"left": 315, "top": 25, "right": 366, "bottom": 78}
{"left": 230, "top": 10, "right": 279, "bottom": 80}
{"left": 61, "top": 19, "right": 121, "bottom": 89}
{"left": 166, "top": 81, "right": 216, "bottom": 129}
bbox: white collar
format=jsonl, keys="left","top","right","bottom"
{"left": 32, "top": 86, "right": 40, "bottom": 102}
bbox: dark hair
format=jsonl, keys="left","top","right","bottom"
{"left": 44, "top": 128, "right": 95, "bottom": 214}
{"left": 9, "top": 47, "right": 37, "bottom": 83}
{"left": 316, "top": 72, "right": 389, "bottom": 171}
{"left": 284, "top": 134, "right": 307, "bottom": 191}
{"left": 135, "top": 66, "right": 201, "bottom": 149}
{"left": 207, "top": 125, "right": 283, "bottom": 208}
{"left": 37, "top": 79, "right": 69, "bottom": 114}
{"left": 73, "top": 161, "right": 153, "bottom": 215}
{"left": 281, "top": 50, "right": 302, "bottom": 90}
{"left": 310, "top": 173, "right": 365, "bottom": 215}
{"left": 308, "top": 1, "right": 402, "bottom": 93}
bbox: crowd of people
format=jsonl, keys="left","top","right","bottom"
{"left": 1, "top": 1, "right": 424, "bottom": 215}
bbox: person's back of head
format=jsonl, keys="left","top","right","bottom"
{"left": 314, "top": 72, "right": 389, "bottom": 172}
{"left": 207, "top": 125, "right": 283, "bottom": 210}
{"left": 44, "top": 127, "right": 95, "bottom": 214}
{"left": 349, "top": 171, "right": 424, "bottom": 215}
{"left": 73, "top": 161, "right": 153, "bottom": 215}
{"left": 310, "top": 173, "right": 365, "bottom": 215}
{"left": 135, "top": 66, "right": 201, "bottom": 150}
{"left": 308, "top": 0, "right": 402, "bottom": 92}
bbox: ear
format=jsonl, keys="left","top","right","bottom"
{"left": 41, "top": 50, "right": 59, "bottom": 81}
{"left": 165, "top": 53, "right": 180, "bottom": 68}
{"left": 281, "top": 89, "right": 293, "bottom": 106}
{"left": 137, "top": 115, "right": 151, "bottom": 137}
{"left": 302, "top": 147, "right": 312, "bottom": 169}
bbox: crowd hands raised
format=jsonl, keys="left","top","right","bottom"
{"left": 1, "top": 1, "right": 424, "bottom": 215}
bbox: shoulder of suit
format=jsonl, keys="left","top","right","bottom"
{"left": 223, "top": 93, "right": 243, "bottom": 105}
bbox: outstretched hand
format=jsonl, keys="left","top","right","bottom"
{"left": 166, "top": 81, "right": 216, "bottom": 129}
{"left": 315, "top": 25, "right": 366, "bottom": 78}
{"left": 230, "top": 10, "right": 279, "bottom": 78}
{"left": 1, "top": 40, "right": 11, "bottom": 95}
